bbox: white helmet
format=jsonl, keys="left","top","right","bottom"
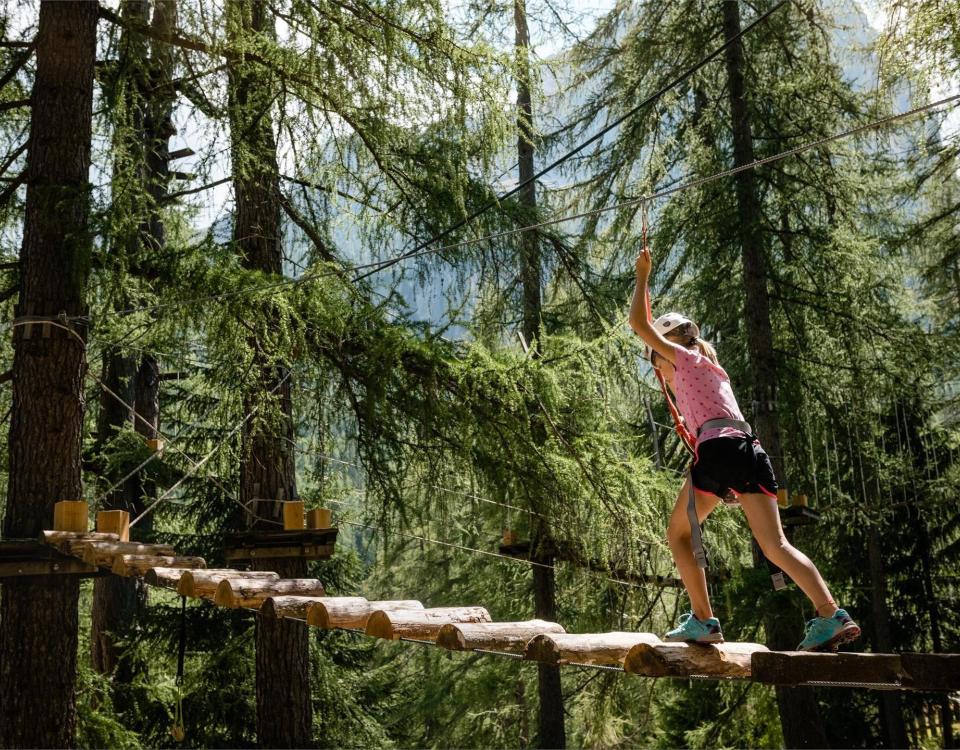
{"left": 646, "top": 312, "right": 700, "bottom": 360}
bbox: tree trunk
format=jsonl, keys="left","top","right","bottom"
{"left": 720, "top": 3, "right": 827, "bottom": 747}
{"left": 91, "top": 0, "right": 174, "bottom": 691}
{"left": 0, "top": 3, "right": 97, "bottom": 746}
{"left": 515, "top": 1, "right": 564, "bottom": 746}
{"left": 227, "top": 2, "right": 311, "bottom": 746}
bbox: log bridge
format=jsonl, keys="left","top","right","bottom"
{"left": 4, "top": 528, "right": 955, "bottom": 692}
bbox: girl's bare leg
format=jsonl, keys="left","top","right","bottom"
{"left": 667, "top": 478, "right": 721, "bottom": 621}
{"left": 738, "top": 492, "right": 837, "bottom": 617}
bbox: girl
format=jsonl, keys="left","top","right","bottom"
{"left": 629, "top": 248, "right": 860, "bottom": 652}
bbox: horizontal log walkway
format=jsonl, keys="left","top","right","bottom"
{"left": 37, "top": 530, "right": 960, "bottom": 691}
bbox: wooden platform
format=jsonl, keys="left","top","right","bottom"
{"left": 223, "top": 528, "right": 338, "bottom": 561}
{"left": 0, "top": 539, "right": 104, "bottom": 578}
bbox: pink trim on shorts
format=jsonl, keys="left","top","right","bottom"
{"left": 691, "top": 482, "right": 724, "bottom": 500}
{"left": 757, "top": 484, "right": 777, "bottom": 499}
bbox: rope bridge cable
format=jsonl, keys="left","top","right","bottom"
{"left": 335, "top": 517, "right": 653, "bottom": 591}
{"left": 129, "top": 369, "right": 294, "bottom": 528}
{"left": 343, "top": 93, "right": 960, "bottom": 279}
{"left": 35, "top": 90, "right": 956, "bottom": 328}
{"left": 350, "top": 0, "right": 790, "bottom": 282}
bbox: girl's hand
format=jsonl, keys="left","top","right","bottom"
{"left": 635, "top": 247, "right": 652, "bottom": 279}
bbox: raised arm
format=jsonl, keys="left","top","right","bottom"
{"left": 628, "top": 248, "right": 681, "bottom": 365}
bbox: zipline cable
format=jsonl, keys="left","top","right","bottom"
{"left": 350, "top": 0, "right": 790, "bottom": 282}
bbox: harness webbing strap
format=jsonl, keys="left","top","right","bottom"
{"left": 687, "top": 471, "right": 708, "bottom": 569}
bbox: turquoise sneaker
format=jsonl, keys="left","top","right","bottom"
{"left": 663, "top": 612, "right": 724, "bottom": 643}
{"left": 797, "top": 609, "right": 861, "bottom": 652}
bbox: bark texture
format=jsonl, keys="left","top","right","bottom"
{"left": 0, "top": 3, "right": 98, "bottom": 746}
{"left": 227, "top": 1, "right": 311, "bottom": 746}
{"left": 720, "top": 3, "right": 827, "bottom": 747}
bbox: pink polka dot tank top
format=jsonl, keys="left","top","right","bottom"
{"left": 670, "top": 345, "right": 748, "bottom": 447}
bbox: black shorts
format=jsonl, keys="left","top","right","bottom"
{"left": 691, "top": 436, "right": 778, "bottom": 502}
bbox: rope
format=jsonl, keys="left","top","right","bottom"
{"left": 333, "top": 517, "right": 676, "bottom": 591}
{"left": 351, "top": 0, "right": 789, "bottom": 282}
{"left": 53, "top": 92, "right": 958, "bottom": 326}
{"left": 640, "top": 206, "right": 696, "bottom": 454}
{"left": 129, "top": 370, "right": 293, "bottom": 528}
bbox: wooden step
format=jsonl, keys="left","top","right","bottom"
{"left": 261, "top": 595, "right": 330, "bottom": 620}
{"left": 307, "top": 598, "right": 423, "bottom": 630}
{"left": 40, "top": 530, "right": 118, "bottom": 554}
{"left": 177, "top": 569, "right": 280, "bottom": 599}
{"left": 624, "top": 641, "right": 767, "bottom": 678}
{"left": 214, "top": 578, "right": 326, "bottom": 609}
{"left": 366, "top": 606, "right": 491, "bottom": 641}
{"left": 525, "top": 632, "right": 661, "bottom": 667}
{"left": 111, "top": 554, "right": 206, "bottom": 578}
{"left": 143, "top": 566, "right": 191, "bottom": 589}
{"left": 437, "top": 620, "right": 565, "bottom": 654}
{"left": 80, "top": 541, "right": 176, "bottom": 567}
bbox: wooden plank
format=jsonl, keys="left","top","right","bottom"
{"left": 366, "top": 606, "right": 491, "bottom": 641}
{"left": 0, "top": 557, "right": 99, "bottom": 578}
{"left": 437, "top": 620, "right": 565, "bottom": 654}
{"left": 625, "top": 641, "right": 767, "bottom": 678}
{"left": 40, "top": 530, "right": 118, "bottom": 553}
{"left": 214, "top": 578, "right": 326, "bottom": 609}
{"left": 261, "top": 595, "right": 330, "bottom": 620}
{"left": 524, "top": 632, "right": 661, "bottom": 667}
{"left": 177, "top": 569, "right": 280, "bottom": 599}
{"left": 751, "top": 651, "right": 904, "bottom": 687}
{"left": 112, "top": 554, "right": 206, "bottom": 578}
{"left": 751, "top": 651, "right": 960, "bottom": 691}
{"left": 224, "top": 543, "right": 335, "bottom": 561}
{"left": 307, "top": 598, "right": 422, "bottom": 630}
{"left": 78, "top": 541, "right": 176, "bottom": 567}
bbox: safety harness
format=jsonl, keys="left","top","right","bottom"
{"left": 641, "top": 211, "right": 783, "bottom": 588}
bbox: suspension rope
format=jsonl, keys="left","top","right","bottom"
{"left": 129, "top": 369, "right": 293, "bottom": 528}
{"left": 640, "top": 205, "right": 696, "bottom": 454}
{"left": 33, "top": 91, "right": 953, "bottom": 328}
{"left": 352, "top": 0, "right": 789, "bottom": 282}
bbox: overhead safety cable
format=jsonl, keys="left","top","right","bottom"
{"left": 351, "top": 0, "right": 789, "bottom": 281}
{"left": 34, "top": 91, "right": 956, "bottom": 326}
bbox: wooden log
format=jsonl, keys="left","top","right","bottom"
{"left": 307, "top": 598, "right": 422, "bottom": 630}
{"left": 437, "top": 620, "right": 565, "bottom": 654}
{"left": 365, "top": 606, "right": 491, "bottom": 641}
{"left": 260, "top": 595, "right": 330, "bottom": 620}
{"left": 79, "top": 541, "right": 176, "bottom": 567}
{"left": 214, "top": 578, "right": 326, "bottom": 609}
{"left": 525, "top": 632, "right": 662, "bottom": 666}
{"left": 112, "top": 554, "right": 206, "bottom": 578}
{"left": 625, "top": 641, "right": 767, "bottom": 678}
{"left": 143, "top": 566, "right": 191, "bottom": 589}
{"left": 177, "top": 569, "right": 280, "bottom": 599}
{"left": 40, "top": 530, "right": 119, "bottom": 553}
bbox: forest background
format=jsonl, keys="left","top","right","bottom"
{"left": 0, "top": 0, "right": 957, "bottom": 748}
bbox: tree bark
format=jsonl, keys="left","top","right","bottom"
{"left": 0, "top": 3, "right": 97, "bottom": 747}
{"left": 515, "top": 2, "right": 564, "bottom": 746}
{"left": 720, "top": 3, "right": 827, "bottom": 747}
{"left": 91, "top": 0, "right": 153, "bottom": 684}
{"left": 227, "top": 1, "right": 311, "bottom": 746}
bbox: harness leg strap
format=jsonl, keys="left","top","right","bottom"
{"left": 687, "top": 471, "right": 708, "bottom": 569}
